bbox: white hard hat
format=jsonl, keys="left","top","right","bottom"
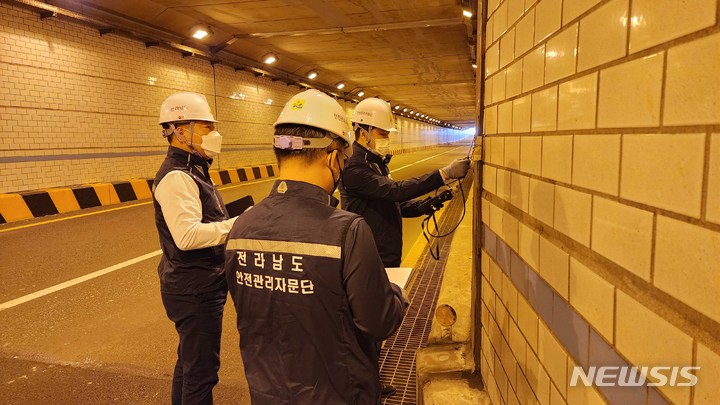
{"left": 351, "top": 97, "right": 397, "bottom": 132}
{"left": 274, "top": 89, "right": 352, "bottom": 148}
{"left": 159, "top": 92, "right": 217, "bottom": 124}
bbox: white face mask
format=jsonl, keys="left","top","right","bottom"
{"left": 200, "top": 130, "right": 222, "bottom": 158}
{"left": 374, "top": 138, "right": 390, "bottom": 155}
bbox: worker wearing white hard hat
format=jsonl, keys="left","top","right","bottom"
{"left": 350, "top": 97, "right": 397, "bottom": 156}
{"left": 342, "top": 97, "right": 469, "bottom": 398}
{"left": 153, "top": 91, "right": 239, "bottom": 404}
{"left": 342, "top": 97, "right": 470, "bottom": 267}
{"left": 273, "top": 88, "right": 353, "bottom": 157}
{"left": 224, "top": 89, "right": 407, "bottom": 404}
{"left": 158, "top": 91, "right": 223, "bottom": 159}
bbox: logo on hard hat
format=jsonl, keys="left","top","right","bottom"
{"left": 291, "top": 99, "right": 305, "bottom": 110}
{"left": 334, "top": 113, "right": 348, "bottom": 123}
{"left": 170, "top": 106, "right": 188, "bottom": 112}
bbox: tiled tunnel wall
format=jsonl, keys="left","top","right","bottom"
{"left": 0, "top": 3, "right": 466, "bottom": 194}
{"left": 476, "top": 0, "right": 719, "bottom": 404}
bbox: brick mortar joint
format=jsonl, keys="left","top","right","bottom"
{"left": 480, "top": 295, "right": 563, "bottom": 404}
{"left": 480, "top": 190, "right": 720, "bottom": 356}
{"left": 482, "top": 161, "right": 720, "bottom": 234}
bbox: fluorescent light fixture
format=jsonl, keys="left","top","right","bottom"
{"left": 306, "top": 70, "right": 318, "bottom": 79}
{"left": 409, "top": 110, "right": 414, "bottom": 114}
{"left": 357, "top": 90, "right": 365, "bottom": 97}
{"left": 394, "top": 105, "right": 400, "bottom": 110}
{"left": 472, "top": 62, "right": 478, "bottom": 69}
{"left": 336, "top": 82, "right": 345, "bottom": 90}
{"left": 262, "top": 52, "right": 278, "bottom": 64}
{"left": 463, "top": 10, "right": 473, "bottom": 18}
{"left": 403, "top": 108, "right": 408, "bottom": 112}
{"left": 191, "top": 24, "right": 211, "bottom": 40}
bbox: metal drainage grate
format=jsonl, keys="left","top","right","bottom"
{"left": 380, "top": 175, "right": 473, "bottom": 404}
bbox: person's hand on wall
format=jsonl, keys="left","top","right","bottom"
{"left": 440, "top": 158, "right": 470, "bottom": 180}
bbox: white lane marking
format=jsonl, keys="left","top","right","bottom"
{"left": 0, "top": 178, "right": 276, "bottom": 233}
{"left": 0, "top": 250, "right": 162, "bottom": 312}
{"left": 390, "top": 146, "right": 464, "bottom": 173}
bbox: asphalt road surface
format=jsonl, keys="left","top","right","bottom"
{"left": 0, "top": 143, "right": 471, "bottom": 405}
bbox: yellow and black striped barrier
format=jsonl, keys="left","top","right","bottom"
{"left": 0, "top": 164, "right": 279, "bottom": 224}
{"left": 0, "top": 144, "right": 452, "bottom": 224}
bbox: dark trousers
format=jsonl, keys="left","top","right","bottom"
{"left": 161, "top": 288, "right": 227, "bottom": 405}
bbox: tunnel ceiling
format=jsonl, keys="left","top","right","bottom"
{"left": 47, "top": 0, "right": 478, "bottom": 127}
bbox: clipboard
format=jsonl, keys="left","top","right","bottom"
{"left": 225, "top": 195, "right": 254, "bottom": 217}
{"left": 385, "top": 267, "right": 412, "bottom": 289}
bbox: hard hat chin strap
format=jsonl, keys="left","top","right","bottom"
{"left": 172, "top": 121, "right": 195, "bottom": 148}
{"left": 352, "top": 123, "right": 374, "bottom": 144}
{"left": 172, "top": 121, "right": 204, "bottom": 158}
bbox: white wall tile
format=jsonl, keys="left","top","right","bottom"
{"left": 621, "top": 133, "right": 705, "bottom": 217}
{"left": 558, "top": 72, "right": 597, "bottom": 130}
{"left": 629, "top": 0, "right": 717, "bottom": 53}
{"left": 577, "top": 0, "right": 629, "bottom": 71}
{"left": 523, "top": 45, "right": 546, "bottom": 92}
{"left": 505, "top": 60, "right": 523, "bottom": 99}
{"left": 597, "top": 53, "right": 663, "bottom": 128}
{"left": 664, "top": 33, "right": 720, "bottom": 126}
{"left": 534, "top": 0, "right": 562, "bottom": 45}
{"left": 563, "top": 0, "right": 602, "bottom": 24}
{"left": 493, "top": 69, "right": 507, "bottom": 103}
{"left": 500, "top": 28, "right": 516, "bottom": 68}
{"left": 498, "top": 101, "right": 514, "bottom": 134}
{"left": 531, "top": 86, "right": 558, "bottom": 132}
{"left": 487, "top": 42, "right": 500, "bottom": 77}
{"left": 541, "top": 134, "right": 572, "bottom": 182}
{"left": 573, "top": 134, "right": 620, "bottom": 195}
{"left": 515, "top": 9, "right": 536, "bottom": 56}
{"left": 544, "top": 23, "right": 578, "bottom": 84}
{"left": 512, "top": 95, "right": 532, "bottom": 133}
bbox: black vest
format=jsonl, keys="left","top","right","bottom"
{"left": 152, "top": 146, "right": 229, "bottom": 294}
{"left": 225, "top": 180, "right": 381, "bottom": 404}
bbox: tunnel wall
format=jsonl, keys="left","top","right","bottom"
{"left": 0, "top": 3, "right": 465, "bottom": 194}
{"left": 476, "top": 0, "right": 719, "bottom": 404}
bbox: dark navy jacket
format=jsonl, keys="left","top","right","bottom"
{"left": 225, "top": 180, "right": 405, "bottom": 404}
{"left": 152, "top": 146, "right": 229, "bottom": 294}
{"left": 339, "top": 142, "right": 444, "bottom": 267}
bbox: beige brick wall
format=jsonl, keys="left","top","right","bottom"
{"left": 480, "top": 246, "right": 608, "bottom": 405}
{"left": 0, "top": 3, "right": 465, "bottom": 193}
{"left": 478, "top": 0, "right": 720, "bottom": 404}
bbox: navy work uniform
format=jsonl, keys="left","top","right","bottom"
{"left": 339, "top": 141, "right": 444, "bottom": 267}
{"left": 225, "top": 180, "right": 405, "bottom": 404}
{"left": 153, "top": 146, "right": 234, "bottom": 404}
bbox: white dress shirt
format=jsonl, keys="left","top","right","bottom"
{"left": 154, "top": 170, "right": 237, "bottom": 251}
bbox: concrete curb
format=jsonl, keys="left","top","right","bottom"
{"left": 0, "top": 164, "right": 279, "bottom": 224}
{"left": 415, "top": 185, "right": 490, "bottom": 404}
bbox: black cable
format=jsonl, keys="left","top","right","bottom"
{"left": 420, "top": 178, "right": 467, "bottom": 260}
{"left": 422, "top": 213, "right": 441, "bottom": 260}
